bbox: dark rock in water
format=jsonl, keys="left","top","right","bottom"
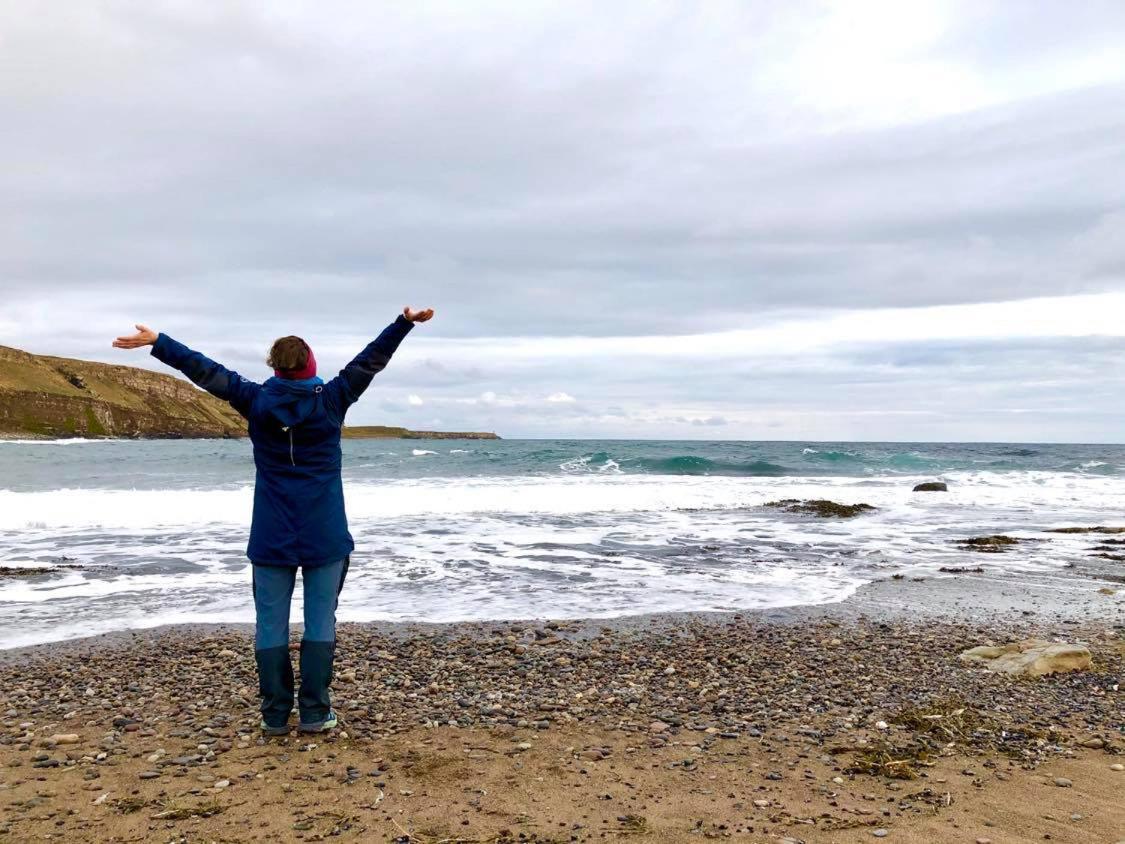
{"left": 955, "top": 535, "right": 1020, "bottom": 553}
{"left": 913, "top": 481, "right": 948, "bottom": 492}
{"left": 939, "top": 566, "right": 985, "bottom": 573}
{"left": 0, "top": 564, "right": 82, "bottom": 578}
{"left": 765, "top": 499, "right": 876, "bottom": 518}
{"left": 1046, "top": 526, "right": 1125, "bottom": 534}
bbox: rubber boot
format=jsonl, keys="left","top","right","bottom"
{"left": 255, "top": 645, "right": 294, "bottom": 730}
{"left": 298, "top": 639, "right": 336, "bottom": 728}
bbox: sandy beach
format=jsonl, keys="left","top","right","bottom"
{"left": 0, "top": 573, "right": 1121, "bottom": 843}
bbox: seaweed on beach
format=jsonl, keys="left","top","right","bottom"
{"left": 151, "top": 799, "right": 226, "bottom": 820}
{"left": 764, "top": 499, "right": 876, "bottom": 518}
{"left": 113, "top": 796, "right": 149, "bottom": 814}
{"left": 391, "top": 820, "right": 520, "bottom": 844}
{"left": 893, "top": 699, "right": 981, "bottom": 743}
{"left": 840, "top": 699, "right": 1057, "bottom": 779}
{"left": 617, "top": 815, "right": 649, "bottom": 834}
{"left": 844, "top": 739, "right": 933, "bottom": 780}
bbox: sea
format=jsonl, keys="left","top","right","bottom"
{"left": 1, "top": 439, "right": 1123, "bottom": 649}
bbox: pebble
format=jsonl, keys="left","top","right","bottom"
{"left": 1110, "top": 763, "right": 1124, "bottom": 772}
{"left": 45, "top": 734, "right": 80, "bottom": 745}
{"left": 873, "top": 830, "right": 888, "bottom": 838}
{"left": 1053, "top": 777, "right": 1072, "bottom": 788}
{"left": 0, "top": 616, "right": 1117, "bottom": 844}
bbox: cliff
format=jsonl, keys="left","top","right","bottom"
{"left": 0, "top": 345, "right": 500, "bottom": 441}
{"left": 0, "top": 344, "right": 247, "bottom": 439}
{"left": 342, "top": 426, "right": 500, "bottom": 440}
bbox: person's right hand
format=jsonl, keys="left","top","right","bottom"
{"left": 403, "top": 306, "right": 435, "bottom": 323}
{"left": 112, "top": 324, "right": 158, "bottom": 349}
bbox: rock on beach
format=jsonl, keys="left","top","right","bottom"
{"left": 959, "top": 640, "right": 1092, "bottom": 676}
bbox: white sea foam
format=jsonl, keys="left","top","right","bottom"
{"left": 412, "top": 449, "right": 438, "bottom": 456}
{"left": 2, "top": 472, "right": 1124, "bottom": 531}
{"left": 2, "top": 467, "right": 1124, "bottom": 648}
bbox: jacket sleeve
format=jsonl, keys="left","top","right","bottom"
{"left": 324, "top": 315, "right": 414, "bottom": 417}
{"left": 150, "top": 334, "right": 261, "bottom": 419}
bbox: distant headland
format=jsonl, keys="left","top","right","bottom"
{"left": 0, "top": 344, "right": 498, "bottom": 441}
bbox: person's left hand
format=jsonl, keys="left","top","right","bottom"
{"left": 112, "top": 324, "right": 158, "bottom": 349}
{"left": 403, "top": 306, "right": 435, "bottom": 323}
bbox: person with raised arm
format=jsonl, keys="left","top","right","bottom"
{"left": 113, "top": 307, "right": 435, "bottom": 734}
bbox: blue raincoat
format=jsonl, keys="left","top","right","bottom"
{"left": 150, "top": 315, "right": 414, "bottom": 566}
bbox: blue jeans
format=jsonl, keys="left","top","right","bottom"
{"left": 252, "top": 558, "right": 349, "bottom": 648}
{"left": 252, "top": 558, "right": 348, "bottom": 727}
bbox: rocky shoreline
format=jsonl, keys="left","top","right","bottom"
{"left": 0, "top": 575, "right": 1121, "bottom": 842}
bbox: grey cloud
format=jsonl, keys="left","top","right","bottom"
{"left": 2, "top": 2, "right": 1124, "bottom": 440}
{"left": 2, "top": 3, "right": 1124, "bottom": 337}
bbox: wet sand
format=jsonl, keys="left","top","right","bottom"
{"left": 0, "top": 573, "right": 1121, "bottom": 842}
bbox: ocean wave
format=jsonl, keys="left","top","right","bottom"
{"left": 885, "top": 452, "right": 941, "bottom": 469}
{"left": 632, "top": 455, "right": 791, "bottom": 476}
{"left": 5, "top": 470, "right": 1124, "bottom": 530}
{"left": 561, "top": 452, "right": 791, "bottom": 476}
{"left": 412, "top": 449, "right": 438, "bottom": 456}
{"left": 801, "top": 449, "right": 863, "bottom": 463}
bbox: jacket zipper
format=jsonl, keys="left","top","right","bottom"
{"left": 289, "top": 428, "right": 295, "bottom": 466}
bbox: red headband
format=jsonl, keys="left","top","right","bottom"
{"left": 275, "top": 344, "right": 317, "bottom": 380}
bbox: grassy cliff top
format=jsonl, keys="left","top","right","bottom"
{"left": 0, "top": 345, "right": 499, "bottom": 440}
{"left": 342, "top": 426, "right": 500, "bottom": 440}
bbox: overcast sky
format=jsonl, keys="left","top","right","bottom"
{"left": 2, "top": 1, "right": 1124, "bottom": 441}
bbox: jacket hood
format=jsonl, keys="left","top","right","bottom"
{"left": 260, "top": 376, "right": 324, "bottom": 427}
